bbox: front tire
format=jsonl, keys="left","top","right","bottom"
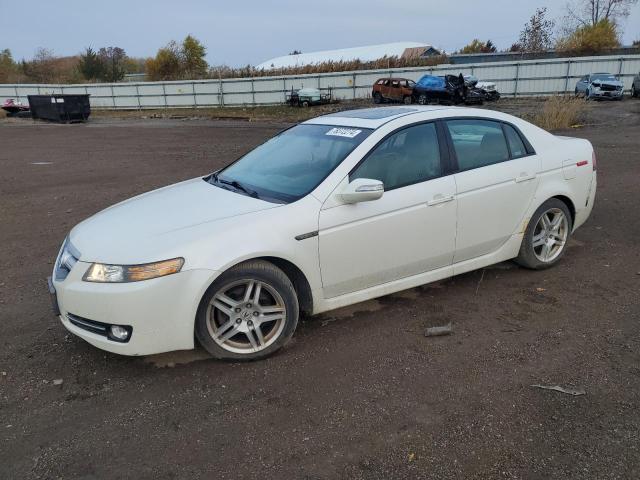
{"left": 195, "top": 260, "right": 299, "bottom": 360}
{"left": 418, "top": 93, "right": 428, "bottom": 105}
{"left": 515, "top": 199, "right": 572, "bottom": 270}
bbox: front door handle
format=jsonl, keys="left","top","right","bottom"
{"left": 427, "top": 194, "right": 455, "bottom": 206}
{"left": 515, "top": 173, "right": 536, "bottom": 183}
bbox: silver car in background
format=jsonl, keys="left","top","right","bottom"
{"left": 575, "top": 73, "right": 624, "bottom": 100}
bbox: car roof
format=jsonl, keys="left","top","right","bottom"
{"left": 304, "top": 106, "right": 454, "bottom": 129}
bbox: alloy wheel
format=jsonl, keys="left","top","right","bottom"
{"left": 532, "top": 208, "right": 569, "bottom": 263}
{"left": 206, "top": 279, "right": 287, "bottom": 354}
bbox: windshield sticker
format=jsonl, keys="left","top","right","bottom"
{"left": 326, "top": 127, "right": 362, "bottom": 138}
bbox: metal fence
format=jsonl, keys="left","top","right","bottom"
{"left": 1, "top": 54, "right": 639, "bottom": 110}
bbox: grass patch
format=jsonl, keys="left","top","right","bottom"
{"left": 531, "top": 95, "right": 586, "bottom": 131}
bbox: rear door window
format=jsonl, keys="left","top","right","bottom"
{"left": 446, "top": 119, "right": 509, "bottom": 171}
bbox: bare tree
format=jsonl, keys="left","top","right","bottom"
{"left": 519, "top": 8, "right": 556, "bottom": 52}
{"left": 565, "top": 0, "right": 638, "bottom": 27}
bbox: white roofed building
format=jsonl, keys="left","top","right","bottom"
{"left": 256, "top": 42, "right": 440, "bottom": 70}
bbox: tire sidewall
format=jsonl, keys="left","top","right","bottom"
{"left": 516, "top": 199, "right": 573, "bottom": 270}
{"left": 195, "top": 261, "right": 299, "bottom": 360}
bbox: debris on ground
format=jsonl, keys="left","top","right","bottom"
{"left": 530, "top": 384, "right": 586, "bottom": 396}
{"left": 52, "top": 379, "right": 63, "bottom": 386}
{"left": 424, "top": 322, "right": 453, "bottom": 337}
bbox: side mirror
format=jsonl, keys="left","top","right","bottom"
{"left": 340, "top": 178, "right": 384, "bottom": 204}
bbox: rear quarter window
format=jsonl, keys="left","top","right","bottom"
{"left": 503, "top": 124, "right": 528, "bottom": 158}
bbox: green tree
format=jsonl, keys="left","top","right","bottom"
{"left": 0, "top": 48, "right": 18, "bottom": 82}
{"left": 146, "top": 35, "right": 209, "bottom": 81}
{"left": 182, "top": 35, "right": 208, "bottom": 79}
{"left": 459, "top": 39, "right": 497, "bottom": 54}
{"left": 557, "top": 18, "right": 621, "bottom": 54}
{"left": 78, "top": 47, "right": 105, "bottom": 81}
{"left": 97, "top": 47, "right": 127, "bottom": 82}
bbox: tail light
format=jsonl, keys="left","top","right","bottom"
{"left": 592, "top": 150, "right": 597, "bottom": 171}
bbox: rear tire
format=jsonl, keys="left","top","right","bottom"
{"left": 403, "top": 95, "right": 412, "bottom": 105}
{"left": 195, "top": 260, "right": 299, "bottom": 361}
{"left": 632, "top": 85, "right": 637, "bottom": 98}
{"left": 515, "top": 199, "right": 572, "bottom": 270}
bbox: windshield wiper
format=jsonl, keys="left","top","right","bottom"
{"left": 210, "top": 173, "right": 259, "bottom": 199}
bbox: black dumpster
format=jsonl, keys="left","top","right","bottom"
{"left": 28, "top": 94, "right": 91, "bottom": 123}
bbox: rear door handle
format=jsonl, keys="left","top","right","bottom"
{"left": 427, "top": 194, "right": 455, "bottom": 206}
{"left": 515, "top": 173, "right": 536, "bottom": 183}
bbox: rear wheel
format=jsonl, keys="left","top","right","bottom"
{"left": 195, "top": 260, "right": 299, "bottom": 360}
{"left": 632, "top": 85, "right": 637, "bottom": 98}
{"left": 373, "top": 92, "right": 382, "bottom": 104}
{"left": 403, "top": 95, "right": 412, "bottom": 105}
{"left": 515, "top": 199, "right": 572, "bottom": 270}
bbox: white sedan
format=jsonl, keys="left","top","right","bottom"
{"left": 49, "top": 106, "right": 597, "bottom": 360}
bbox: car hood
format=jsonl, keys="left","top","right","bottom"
{"left": 69, "top": 178, "right": 279, "bottom": 263}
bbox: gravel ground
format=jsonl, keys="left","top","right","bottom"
{"left": 0, "top": 99, "right": 639, "bottom": 479}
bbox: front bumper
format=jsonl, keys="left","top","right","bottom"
{"left": 590, "top": 89, "right": 623, "bottom": 99}
{"left": 50, "top": 261, "right": 218, "bottom": 355}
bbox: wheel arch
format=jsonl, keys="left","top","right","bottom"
{"left": 198, "top": 255, "right": 315, "bottom": 317}
{"left": 552, "top": 194, "right": 576, "bottom": 226}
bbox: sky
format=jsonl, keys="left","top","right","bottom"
{"left": 1, "top": 0, "right": 639, "bottom": 67}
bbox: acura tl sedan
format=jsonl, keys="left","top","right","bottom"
{"left": 49, "top": 106, "right": 597, "bottom": 360}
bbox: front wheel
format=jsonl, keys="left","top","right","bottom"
{"left": 195, "top": 260, "right": 299, "bottom": 360}
{"left": 418, "top": 93, "right": 428, "bottom": 105}
{"left": 515, "top": 199, "right": 572, "bottom": 270}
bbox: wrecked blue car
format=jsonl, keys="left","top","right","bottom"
{"left": 412, "top": 74, "right": 484, "bottom": 105}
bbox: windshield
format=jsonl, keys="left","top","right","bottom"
{"left": 592, "top": 74, "right": 617, "bottom": 82}
{"left": 212, "top": 124, "right": 372, "bottom": 203}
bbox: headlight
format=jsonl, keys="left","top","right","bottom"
{"left": 83, "top": 258, "right": 184, "bottom": 283}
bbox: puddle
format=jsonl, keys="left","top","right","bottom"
{"left": 143, "top": 349, "right": 212, "bottom": 368}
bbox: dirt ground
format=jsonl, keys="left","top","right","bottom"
{"left": 1, "top": 99, "right": 639, "bottom": 479}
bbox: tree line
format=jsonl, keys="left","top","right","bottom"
{"left": 1, "top": 0, "right": 637, "bottom": 85}
{"left": 459, "top": 1, "right": 637, "bottom": 55}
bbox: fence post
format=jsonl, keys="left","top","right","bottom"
{"left": 219, "top": 78, "right": 224, "bottom": 107}
{"left": 192, "top": 81, "right": 197, "bottom": 108}
{"left": 161, "top": 83, "right": 168, "bottom": 108}
{"left": 352, "top": 73, "right": 356, "bottom": 100}
{"left": 110, "top": 85, "right": 116, "bottom": 108}
{"left": 14, "top": 85, "right": 19, "bottom": 102}
{"left": 135, "top": 84, "right": 141, "bottom": 110}
{"left": 514, "top": 63, "right": 520, "bottom": 98}
{"left": 251, "top": 78, "right": 256, "bottom": 106}
{"left": 564, "top": 60, "right": 572, "bottom": 93}
{"left": 283, "top": 78, "right": 287, "bottom": 103}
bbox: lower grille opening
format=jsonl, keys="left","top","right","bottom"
{"left": 67, "top": 313, "right": 132, "bottom": 343}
